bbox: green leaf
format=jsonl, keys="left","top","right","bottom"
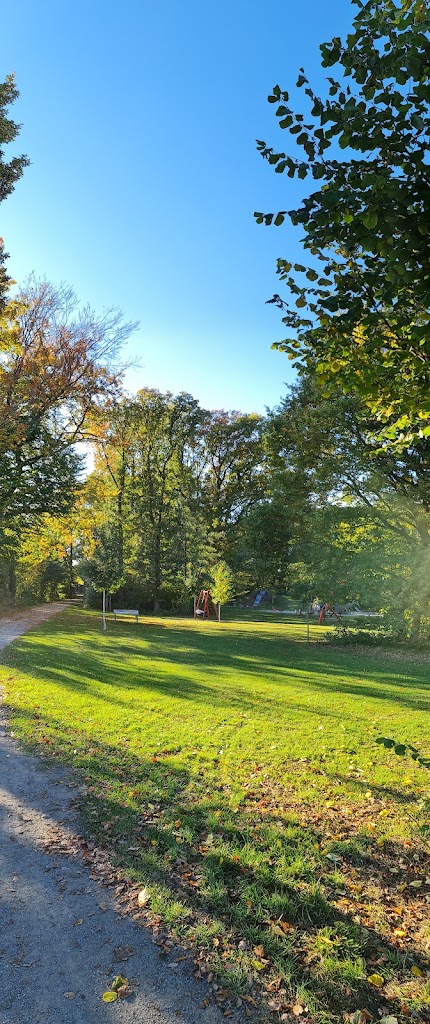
{"left": 361, "top": 212, "right": 378, "bottom": 230}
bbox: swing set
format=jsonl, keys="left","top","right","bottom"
{"left": 317, "top": 602, "right": 342, "bottom": 625}
{"left": 194, "top": 589, "right": 220, "bottom": 622}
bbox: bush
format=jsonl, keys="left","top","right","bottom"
{"left": 326, "top": 622, "right": 430, "bottom": 650}
{"left": 326, "top": 625, "right": 397, "bottom": 648}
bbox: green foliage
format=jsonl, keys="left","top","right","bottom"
{"left": 79, "top": 523, "right": 125, "bottom": 595}
{"left": 256, "top": 0, "right": 430, "bottom": 443}
{"left": 0, "top": 74, "right": 29, "bottom": 307}
{"left": 210, "top": 560, "right": 235, "bottom": 606}
{"left": 376, "top": 736, "right": 430, "bottom": 769}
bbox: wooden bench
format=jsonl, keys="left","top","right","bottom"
{"left": 113, "top": 608, "right": 139, "bottom": 623}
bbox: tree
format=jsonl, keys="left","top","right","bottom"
{"left": 239, "top": 495, "right": 292, "bottom": 602}
{"left": 255, "top": 0, "right": 430, "bottom": 444}
{"left": 200, "top": 411, "right": 264, "bottom": 560}
{"left": 91, "top": 390, "right": 204, "bottom": 610}
{"left": 211, "top": 561, "right": 235, "bottom": 611}
{"left": 0, "top": 75, "right": 29, "bottom": 307}
{"left": 265, "top": 374, "right": 430, "bottom": 630}
{"left": 79, "top": 523, "right": 126, "bottom": 603}
{"left": 0, "top": 279, "right": 135, "bottom": 524}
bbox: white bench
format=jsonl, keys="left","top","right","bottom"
{"left": 113, "top": 609, "right": 139, "bottom": 623}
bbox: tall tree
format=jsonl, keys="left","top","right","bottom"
{"left": 0, "top": 75, "right": 29, "bottom": 306}
{"left": 200, "top": 411, "right": 264, "bottom": 560}
{"left": 255, "top": 0, "right": 430, "bottom": 444}
{"left": 0, "top": 279, "right": 134, "bottom": 524}
{"left": 91, "top": 390, "right": 204, "bottom": 610}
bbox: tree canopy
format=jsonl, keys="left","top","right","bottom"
{"left": 255, "top": 0, "right": 430, "bottom": 445}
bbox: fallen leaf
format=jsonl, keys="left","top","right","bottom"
{"left": 63, "top": 992, "right": 75, "bottom": 999}
{"left": 251, "top": 960, "right": 264, "bottom": 971}
{"left": 367, "top": 973, "right": 384, "bottom": 988}
{"left": 112, "top": 974, "right": 128, "bottom": 991}
{"left": 380, "top": 1017, "right": 398, "bottom": 1024}
{"left": 292, "top": 1004, "right": 304, "bottom": 1015}
{"left": 113, "top": 945, "right": 134, "bottom": 962}
{"left": 137, "top": 888, "right": 150, "bottom": 907}
{"left": 102, "top": 991, "right": 118, "bottom": 1002}
{"left": 411, "top": 966, "right": 424, "bottom": 977}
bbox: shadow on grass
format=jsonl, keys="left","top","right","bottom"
{"left": 3, "top": 699, "right": 429, "bottom": 1022}
{"left": 6, "top": 611, "right": 429, "bottom": 726}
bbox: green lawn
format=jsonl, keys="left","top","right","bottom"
{"left": 1, "top": 608, "right": 429, "bottom": 1023}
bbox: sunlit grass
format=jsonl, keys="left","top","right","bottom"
{"left": 1, "top": 607, "right": 429, "bottom": 1022}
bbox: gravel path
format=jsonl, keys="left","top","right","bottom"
{"left": 0, "top": 602, "right": 71, "bottom": 651}
{"left": 0, "top": 606, "right": 225, "bottom": 1024}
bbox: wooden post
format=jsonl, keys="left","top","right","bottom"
{"left": 102, "top": 589, "right": 107, "bottom": 632}
{"left": 306, "top": 610, "right": 310, "bottom": 642}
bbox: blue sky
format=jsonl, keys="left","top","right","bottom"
{"left": 2, "top": 0, "right": 353, "bottom": 413}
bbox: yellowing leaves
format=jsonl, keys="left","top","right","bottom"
{"left": 411, "top": 966, "right": 425, "bottom": 978}
{"left": 102, "top": 991, "right": 117, "bottom": 1003}
{"left": 137, "top": 887, "right": 150, "bottom": 907}
{"left": 367, "top": 972, "right": 384, "bottom": 988}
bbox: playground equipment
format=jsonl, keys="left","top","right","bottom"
{"left": 253, "top": 588, "right": 267, "bottom": 608}
{"left": 194, "top": 589, "right": 220, "bottom": 622}
{"left": 318, "top": 602, "right": 342, "bottom": 625}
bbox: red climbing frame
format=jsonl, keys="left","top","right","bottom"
{"left": 194, "top": 589, "right": 220, "bottom": 622}
{"left": 318, "top": 602, "right": 342, "bottom": 625}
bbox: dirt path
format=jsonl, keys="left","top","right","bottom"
{"left": 0, "top": 607, "right": 224, "bottom": 1024}
{"left": 0, "top": 602, "right": 71, "bottom": 651}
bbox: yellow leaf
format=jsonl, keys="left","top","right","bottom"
{"left": 394, "top": 929, "right": 406, "bottom": 937}
{"left": 137, "top": 888, "right": 150, "bottom": 907}
{"left": 102, "top": 991, "right": 118, "bottom": 1002}
{"left": 411, "top": 966, "right": 424, "bottom": 978}
{"left": 367, "top": 973, "right": 384, "bottom": 988}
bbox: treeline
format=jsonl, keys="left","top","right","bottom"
{"left": 1, "top": 288, "right": 428, "bottom": 642}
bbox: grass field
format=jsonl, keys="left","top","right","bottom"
{"left": 1, "top": 608, "right": 429, "bottom": 1023}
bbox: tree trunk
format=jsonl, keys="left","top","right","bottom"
{"left": 153, "top": 525, "right": 162, "bottom": 611}
{"left": 67, "top": 542, "right": 74, "bottom": 597}
{"left": 8, "top": 561, "right": 16, "bottom": 604}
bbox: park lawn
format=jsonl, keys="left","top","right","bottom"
{"left": 1, "top": 607, "right": 429, "bottom": 1023}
